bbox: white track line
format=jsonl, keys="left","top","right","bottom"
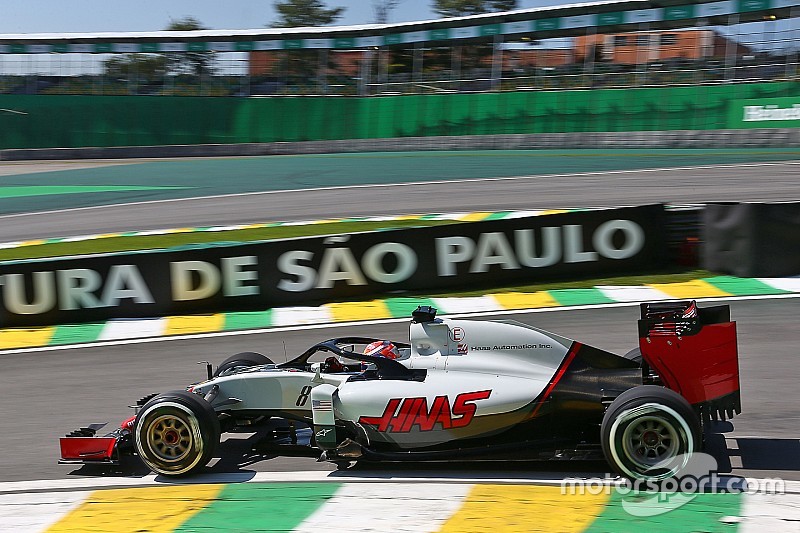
{"left": 0, "top": 159, "right": 799, "bottom": 222}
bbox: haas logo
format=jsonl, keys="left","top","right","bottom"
{"left": 359, "top": 390, "right": 491, "bottom": 433}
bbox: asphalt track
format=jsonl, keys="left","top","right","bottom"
{"left": 0, "top": 150, "right": 799, "bottom": 241}
{"left": 0, "top": 151, "right": 798, "bottom": 486}
{"left": 2, "top": 298, "right": 798, "bottom": 483}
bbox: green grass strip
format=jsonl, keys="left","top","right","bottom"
{"left": 223, "top": 310, "right": 274, "bottom": 331}
{"left": 175, "top": 482, "right": 341, "bottom": 532}
{"left": 586, "top": 490, "right": 741, "bottom": 532}
{"left": 0, "top": 219, "right": 459, "bottom": 262}
{"left": 384, "top": 297, "right": 437, "bottom": 318}
{"left": 547, "top": 288, "right": 616, "bottom": 306}
{"left": 49, "top": 323, "right": 106, "bottom": 345}
{"left": 703, "top": 275, "right": 790, "bottom": 296}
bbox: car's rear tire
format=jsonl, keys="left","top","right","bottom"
{"left": 622, "top": 347, "right": 642, "bottom": 364}
{"left": 601, "top": 385, "right": 700, "bottom": 480}
{"left": 134, "top": 390, "right": 220, "bottom": 476}
{"left": 214, "top": 351, "right": 274, "bottom": 377}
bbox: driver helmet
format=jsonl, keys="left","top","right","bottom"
{"left": 363, "top": 340, "right": 399, "bottom": 359}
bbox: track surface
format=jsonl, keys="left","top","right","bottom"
{"left": 0, "top": 152, "right": 797, "bottom": 485}
{"left": 3, "top": 298, "right": 798, "bottom": 483}
{"left": 0, "top": 152, "right": 799, "bottom": 241}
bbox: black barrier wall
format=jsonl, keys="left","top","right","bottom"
{"left": 0, "top": 205, "right": 666, "bottom": 327}
{"left": 702, "top": 202, "right": 800, "bottom": 277}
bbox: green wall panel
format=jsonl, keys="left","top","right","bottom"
{"left": 1, "top": 81, "right": 799, "bottom": 150}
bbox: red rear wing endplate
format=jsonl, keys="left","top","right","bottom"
{"left": 638, "top": 300, "right": 741, "bottom": 421}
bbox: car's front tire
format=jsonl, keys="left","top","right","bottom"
{"left": 601, "top": 385, "right": 700, "bottom": 480}
{"left": 134, "top": 390, "right": 220, "bottom": 476}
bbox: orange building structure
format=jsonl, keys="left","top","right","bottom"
{"left": 574, "top": 29, "right": 751, "bottom": 64}
{"left": 248, "top": 29, "right": 751, "bottom": 78}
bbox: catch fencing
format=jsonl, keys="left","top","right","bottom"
{"left": 2, "top": 1, "right": 800, "bottom": 149}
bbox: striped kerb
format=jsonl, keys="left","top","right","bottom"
{"left": 0, "top": 277, "right": 796, "bottom": 351}
{"left": 439, "top": 484, "right": 609, "bottom": 532}
{"left": 46, "top": 484, "right": 225, "bottom": 532}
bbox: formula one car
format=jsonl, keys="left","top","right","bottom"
{"left": 60, "top": 302, "right": 741, "bottom": 480}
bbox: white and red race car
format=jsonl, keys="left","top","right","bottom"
{"left": 61, "top": 302, "right": 741, "bottom": 480}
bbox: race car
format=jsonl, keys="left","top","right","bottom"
{"left": 60, "top": 301, "right": 741, "bottom": 480}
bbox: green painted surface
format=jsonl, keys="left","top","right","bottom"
{"left": 49, "top": 323, "right": 105, "bottom": 345}
{"left": 485, "top": 211, "right": 513, "bottom": 220}
{"left": 1, "top": 81, "right": 798, "bottom": 150}
{"left": 548, "top": 288, "right": 616, "bottom": 306}
{"left": 385, "top": 297, "right": 437, "bottom": 317}
{"left": 0, "top": 185, "right": 189, "bottom": 199}
{"left": 586, "top": 490, "right": 742, "bottom": 532}
{"left": 175, "top": 483, "right": 341, "bottom": 532}
{"left": 1, "top": 149, "right": 799, "bottom": 215}
{"left": 223, "top": 310, "right": 274, "bottom": 331}
{"left": 704, "top": 275, "right": 789, "bottom": 295}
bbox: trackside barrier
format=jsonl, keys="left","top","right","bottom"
{"left": 3, "top": 129, "right": 800, "bottom": 161}
{"left": 0, "top": 205, "right": 666, "bottom": 328}
{"left": 1, "top": 81, "right": 799, "bottom": 151}
{"left": 702, "top": 201, "right": 800, "bottom": 277}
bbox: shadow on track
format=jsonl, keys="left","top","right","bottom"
{"left": 65, "top": 420, "right": 800, "bottom": 482}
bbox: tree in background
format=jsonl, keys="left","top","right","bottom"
{"left": 420, "top": 0, "right": 519, "bottom": 81}
{"left": 103, "top": 54, "right": 167, "bottom": 85}
{"left": 164, "top": 17, "right": 215, "bottom": 77}
{"left": 103, "top": 16, "right": 213, "bottom": 89}
{"left": 270, "top": 1, "right": 347, "bottom": 88}
{"left": 272, "top": 0, "right": 345, "bottom": 27}
{"left": 373, "top": 0, "right": 403, "bottom": 24}
{"left": 432, "top": 0, "right": 518, "bottom": 18}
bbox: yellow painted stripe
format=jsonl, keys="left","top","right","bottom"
{"left": 20, "top": 239, "right": 47, "bottom": 246}
{"left": 166, "top": 227, "right": 193, "bottom": 234}
{"left": 47, "top": 484, "right": 224, "bottom": 533}
{"left": 491, "top": 291, "right": 560, "bottom": 310}
{"left": 439, "top": 484, "right": 609, "bottom": 533}
{"left": 0, "top": 326, "right": 55, "bottom": 349}
{"left": 648, "top": 279, "right": 731, "bottom": 299}
{"left": 311, "top": 219, "right": 339, "bottom": 225}
{"left": 327, "top": 300, "right": 392, "bottom": 322}
{"left": 540, "top": 209, "right": 568, "bottom": 215}
{"left": 165, "top": 313, "right": 226, "bottom": 335}
{"left": 458, "top": 212, "right": 492, "bottom": 222}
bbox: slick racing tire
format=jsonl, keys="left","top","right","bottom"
{"left": 134, "top": 390, "right": 220, "bottom": 476}
{"left": 601, "top": 385, "right": 700, "bottom": 480}
{"left": 214, "top": 352, "right": 274, "bottom": 377}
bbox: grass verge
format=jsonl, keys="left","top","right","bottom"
{"left": 0, "top": 218, "right": 460, "bottom": 262}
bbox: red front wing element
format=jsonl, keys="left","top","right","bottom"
{"left": 59, "top": 417, "right": 135, "bottom": 465}
{"left": 60, "top": 436, "right": 117, "bottom": 463}
{"left": 638, "top": 301, "right": 741, "bottom": 421}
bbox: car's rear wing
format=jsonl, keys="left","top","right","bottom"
{"left": 638, "top": 300, "right": 741, "bottom": 422}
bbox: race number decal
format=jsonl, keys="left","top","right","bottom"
{"left": 296, "top": 385, "right": 312, "bottom": 407}
{"left": 358, "top": 390, "right": 491, "bottom": 433}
